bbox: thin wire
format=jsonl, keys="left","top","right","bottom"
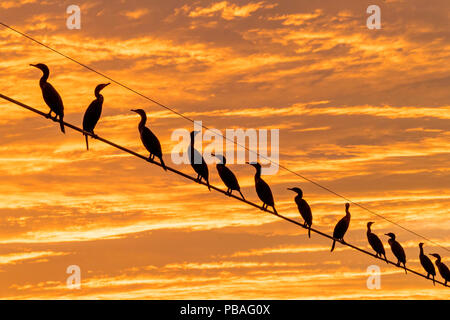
{"left": 0, "top": 93, "right": 448, "bottom": 288}
{"left": 0, "top": 21, "right": 448, "bottom": 253}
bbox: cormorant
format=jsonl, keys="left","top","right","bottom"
{"left": 188, "top": 131, "right": 210, "bottom": 190}
{"left": 430, "top": 253, "right": 450, "bottom": 286}
{"left": 366, "top": 222, "right": 387, "bottom": 263}
{"left": 82, "top": 83, "right": 110, "bottom": 150}
{"left": 247, "top": 162, "right": 277, "bottom": 214}
{"left": 287, "top": 187, "right": 312, "bottom": 238}
{"left": 30, "top": 63, "right": 65, "bottom": 133}
{"left": 212, "top": 153, "right": 244, "bottom": 199}
{"left": 330, "top": 203, "right": 351, "bottom": 252}
{"left": 419, "top": 243, "right": 436, "bottom": 285}
{"left": 131, "top": 109, "right": 166, "bottom": 170}
{"left": 385, "top": 232, "right": 407, "bottom": 274}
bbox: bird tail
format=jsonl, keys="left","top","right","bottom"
{"left": 403, "top": 263, "right": 407, "bottom": 274}
{"left": 59, "top": 117, "right": 65, "bottom": 134}
{"left": 272, "top": 206, "right": 278, "bottom": 215}
{"left": 85, "top": 134, "right": 89, "bottom": 151}
{"left": 308, "top": 226, "right": 311, "bottom": 238}
{"left": 160, "top": 157, "right": 167, "bottom": 171}
{"left": 239, "top": 190, "right": 245, "bottom": 200}
{"left": 206, "top": 179, "right": 211, "bottom": 191}
{"left": 331, "top": 239, "right": 336, "bottom": 252}
{"left": 384, "top": 254, "right": 388, "bottom": 264}
{"left": 432, "top": 275, "right": 435, "bottom": 286}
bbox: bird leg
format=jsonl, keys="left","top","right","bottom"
{"left": 226, "top": 188, "right": 231, "bottom": 195}
{"left": 45, "top": 111, "right": 53, "bottom": 119}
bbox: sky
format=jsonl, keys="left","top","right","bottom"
{"left": 0, "top": 0, "right": 449, "bottom": 299}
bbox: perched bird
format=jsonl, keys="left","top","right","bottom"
{"left": 247, "top": 162, "right": 277, "bottom": 214}
{"left": 30, "top": 63, "right": 65, "bottom": 133}
{"left": 188, "top": 131, "right": 210, "bottom": 190}
{"left": 418, "top": 243, "right": 436, "bottom": 285}
{"left": 212, "top": 153, "right": 244, "bottom": 199}
{"left": 385, "top": 232, "right": 407, "bottom": 274}
{"left": 366, "top": 222, "right": 387, "bottom": 263}
{"left": 82, "top": 83, "right": 110, "bottom": 150}
{"left": 287, "top": 187, "right": 312, "bottom": 238}
{"left": 331, "top": 203, "right": 351, "bottom": 252}
{"left": 131, "top": 109, "right": 166, "bottom": 170}
{"left": 430, "top": 253, "right": 450, "bottom": 286}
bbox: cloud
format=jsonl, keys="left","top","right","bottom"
{"left": 186, "top": 1, "right": 277, "bottom": 20}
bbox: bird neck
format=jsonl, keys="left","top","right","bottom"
{"left": 419, "top": 246, "right": 424, "bottom": 255}
{"left": 39, "top": 71, "right": 49, "bottom": 85}
{"left": 254, "top": 167, "right": 261, "bottom": 178}
{"left": 138, "top": 114, "right": 147, "bottom": 130}
{"left": 95, "top": 90, "right": 103, "bottom": 99}
{"left": 345, "top": 208, "right": 351, "bottom": 218}
{"left": 367, "top": 226, "right": 372, "bottom": 233}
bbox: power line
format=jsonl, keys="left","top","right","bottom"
{"left": 0, "top": 93, "right": 448, "bottom": 288}
{"left": 0, "top": 21, "right": 448, "bottom": 253}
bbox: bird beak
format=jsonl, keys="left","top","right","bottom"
{"left": 104, "top": 83, "right": 111, "bottom": 88}
{"left": 287, "top": 188, "right": 293, "bottom": 191}
{"left": 30, "top": 64, "right": 37, "bottom": 67}
{"left": 131, "top": 109, "right": 137, "bottom": 113}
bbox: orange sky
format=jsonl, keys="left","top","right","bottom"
{"left": 0, "top": 0, "right": 449, "bottom": 299}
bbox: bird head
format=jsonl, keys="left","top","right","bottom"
{"left": 131, "top": 109, "right": 146, "bottom": 118}
{"left": 367, "top": 221, "right": 374, "bottom": 228}
{"left": 430, "top": 253, "right": 441, "bottom": 260}
{"left": 246, "top": 162, "right": 261, "bottom": 170}
{"left": 418, "top": 242, "right": 424, "bottom": 248}
{"left": 345, "top": 203, "right": 350, "bottom": 210}
{"left": 287, "top": 187, "right": 303, "bottom": 197}
{"left": 385, "top": 232, "right": 395, "bottom": 239}
{"left": 30, "top": 63, "right": 49, "bottom": 74}
{"left": 211, "top": 153, "right": 226, "bottom": 164}
{"left": 190, "top": 131, "right": 200, "bottom": 138}
{"left": 95, "top": 83, "right": 110, "bottom": 95}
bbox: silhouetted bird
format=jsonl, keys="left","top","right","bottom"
{"left": 385, "top": 232, "right": 407, "bottom": 274}
{"left": 83, "top": 83, "right": 110, "bottom": 150}
{"left": 366, "top": 222, "right": 387, "bottom": 263}
{"left": 288, "top": 187, "right": 312, "bottom": 238}
{"left": 30, "top": 63, "right": 65, "bottom": 133}
{"left": 212, "top": 153, "right": 244, "bottom": 199}
{"left": 188, "top": 131, "right": 210, "bottom": 190}
{"left": 430, "top": 253, "right": 450, "bottom": 286}
{"left": 419, "top": 243, "right": 436, "bottom": 285}
{"left": 131, "top": 109, "right": 166, "bottom": 171}
{"left": 247, "top": 162, "right": 277, "bottom": 214}
{"left": 331, "top": 203, "right": 351, "bottom": 252}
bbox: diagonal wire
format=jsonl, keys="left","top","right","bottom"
{"left": 0, "top": 21, "right": 448, "bottom": 253}
{"left": 0, "top": 93, "right": 448, "bottom": 288}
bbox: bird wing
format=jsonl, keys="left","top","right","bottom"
{"left": 420, "top": 255, "right": 435, "bottom": 274}
{"left": 393, "top": 242, "right": 406, "bottom": 262}
{"left": 298, "top": 199, "right": 312, "bottom": 225}
{"left": 42, "top": 82, "right": 64, "bottom": 116}
{"left": 141, "top": 127, "right": 162, "bottom": 157}
{"left": 256, "top": 178, "right": 274, "bottom": 206}
{"left": 333, "top": 217, "right": 349, "bottom": 238}
{"left": 83, "top": 99, "right": 102, "bottom": 132}
{"left": 368, "top": 233, "right": 385, "bottom": 254}
{"left": 218, "top": 166, "right": 240, "bottom": 190}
